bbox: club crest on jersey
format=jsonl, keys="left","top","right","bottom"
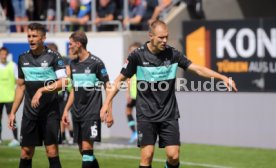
{"left": 164, "top": 59, "right": 171, "bottom": 67}
{"left": 85, "top": 68, "right": 91, "bottom": 74}
{"left": 41, "top": 61, "right": 48, "bottom": 67}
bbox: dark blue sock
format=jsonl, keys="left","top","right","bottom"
{"left": 19, "top": 158, "right": 32, "bottom": 168}
{"left": 165, "top": 161, "right": 179, "bottom": 168}
{"left": 82, "top": 150, "right": 99, "bottom": 168}
{"left": 48, "top": 156, "right": 62, "bottom": 168}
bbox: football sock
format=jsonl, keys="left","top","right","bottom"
{"left": 82, "top": 150, "right": 99, "bottom": 168}
{"left": 19, "top": 158, "right": 32, "bottom": 168}
{"left": 48, "top": 156, "right": 62, "bottom": 168}
{"left": 165, "top": 161, "right": 179, "bottom": 168}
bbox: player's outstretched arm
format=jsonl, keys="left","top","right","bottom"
{"left": 187, "top": 63, "right": 238, "bottom": 92}
{"left": 9, "top": 79, "right": 25, "bottom": 129}
{"left": 62, "top": 89, "right": 74, "bottom": 126}
{"left": 103, "top": 81, "right": 114, "bottom": 128}
{"left": 31, "top": 77, "right": 68, "bottom": 108}
{"left": 100, "top": 74, "right": 128, "bottom": 122}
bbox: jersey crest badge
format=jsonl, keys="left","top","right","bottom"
{"left": 41, "top": 61, "right": 48, "bottom": 67}
{"left": 85, "top": 68, "right": 91, "bottom": 74}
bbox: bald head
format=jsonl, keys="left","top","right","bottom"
{"left": 149, "top": 20, "right": 168, "bottom": 35}
{"left": 147, "top": 20, "right": 169, "bottom": 53}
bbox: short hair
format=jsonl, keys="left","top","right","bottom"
{"left": 149, "top": 20, "right": 167, "bottom": 34}
{"left": 69, "top": 31, "right": 88, "bottom": 49}
{"left": 129, "top": 42, "right": 141, "bottom": 50}
{"left": 0, "top": 47, "right": 9, "bottom": 54}
{"left": 47, "top": 43, "right": 58, "bottom": 52}
{"left": 28, "top": 23, "right": 46, "bottom": 36}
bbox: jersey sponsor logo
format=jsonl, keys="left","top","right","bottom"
{"left": 137, "top": 63, "right": 178, "bottom": 81}
{"left": 72, "top": 73, "right": 99, "bottom": 87}
{"left": 22, "top": 67, "right": 57, "bottom": 81}
{"left": 23, "top": 62, "right": 30, "bottom": 65}
{"left": 143, "top": 62, "right": 150, "bottom": 65}
{"left": 72, "top": 69, "right": 76, "bottom": 72}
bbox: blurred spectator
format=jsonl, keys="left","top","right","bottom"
{"left": 185, "top": 0, "right": 205, "bottom": 19}
{"left": 32, "top": 0, "right": 47, "bottom": 21}
{"left": 46, "top": 0, "right": 56, "bottom": 32}
{"left": 11, "top": 0, "right": 28, "bottom": 32}
{"left": 114, "top": 0, "right": 123, "bottom": 20}
{"left": 80, "top": 0, "right": 92, "bottom": 8}
{"left": 123, "top": 0, "right": 146, "bottom": 30}
{"left": 0, "top": 0, "right": 15, "bottom": 32}
{"left": 25, "top": 0, "right": 33, "bottom": 19}
{"left": 64, "top": 0, "right": 91, "bottom": 31}
{"left": 94, "top": 0, "right": 117, "bottom": 31}
{"left": 0, "top": 47, "right": 19, "bottom": 147}
{"left": 141, "top": 0, "right": 158, "bottom": 30}
{"left": 47, "top": 0, "right": 56, "bottom": 21}
{"left": 147, "top": 0, "right": 172, "bottom": 25}
{"left": 0, "top": 0, "right": 14, "bottom": 21}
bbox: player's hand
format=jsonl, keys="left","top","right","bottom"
{"left": 223, "top": 77, "right": 238, "bottom": 92}
{"left": 62, "top": 111, "right": 70, "bottom": 126}
{"left": 105, "top": 111, "right": 114, "bottom": 128}
{"left": 100, "top": 104, "right": 109, "bottom": 122}
{"left": 31, "top": 89, "right": 42, "bottom": 108}
{"left": 8, "top": 113, "right": 16, "bottom": 130}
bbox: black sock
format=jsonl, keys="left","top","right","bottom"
{"left": 69, "top": 130, "right": 74, "bottom": 138}
{"left": 61, "top": 132, "right": 66, "bottom": 141}
{"left": 127, "top": 114, "right": 136, "bottom": 132}
{"left": 165, "top": 161, "right": 179, "bottom": 168}
{"left": 48, "top": 156, "right": 62, "bottom": 168}
{"left": 139, "top": 166, "right": 151, "bottom": 168}
{"left": 19, "top": 158, "right": 32, "bottom": 168}
{"left": 82, "top": 150, "right": 99, "bottom": 168}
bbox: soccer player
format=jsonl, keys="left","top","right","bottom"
{"left": 0, "top": 47, "right": 19, "bottom": 147}
{"left": 47, "top": 43, "right": 74, "bottom": 145}
{"left": 125, "top": 42, "right": 141, "bottom": 144}
{"left": 8, "top": 23, "right": 67, "bottom": 168}
{"left": 62, "top": 31, "right": 113, "bottom": 168}
{"left": 100, "top": 20, "right": 238, "bottom": 168}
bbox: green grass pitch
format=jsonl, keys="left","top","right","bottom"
{"left": 1, "top": 142, "right": 276, "bottom": 168}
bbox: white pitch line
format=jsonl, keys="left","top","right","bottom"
{"left": 96, "top": 153, "right": 233, "bottom": 168}
{"left": 0, "top": 146, "right": 233, "bottom": 168}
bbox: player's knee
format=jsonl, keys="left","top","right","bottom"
{"left": 141, "top": 151, "right": 154, "bottom": 163}
{"left": 21, "top": 147, "right": 35, "bottom": 159}
{"left": 45, "top": 147, "right": 58, "bottom": 157}
{"left": 167, "top": 150, "right": 179, "bottom": 163}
